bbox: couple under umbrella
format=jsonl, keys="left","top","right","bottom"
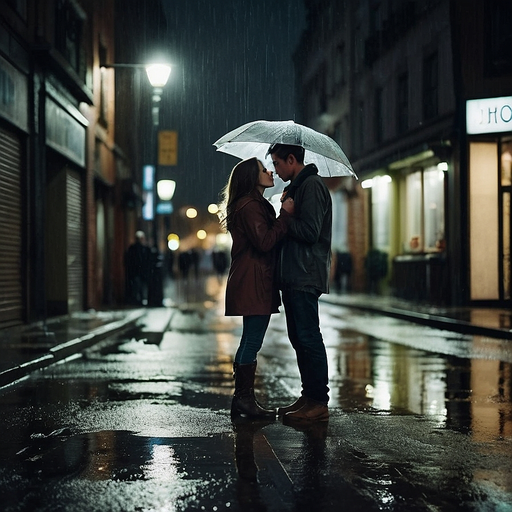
{"left": 214, "top": 120, "right": 356, "bottom": 424}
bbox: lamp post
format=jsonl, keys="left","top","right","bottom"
{"left": 145, "top": 63, "right": 171, "bottom": 306}
{"left": 145, "top": 63, "right": 171, "bottom": 246}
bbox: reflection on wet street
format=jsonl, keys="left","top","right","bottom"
{"left": 0, "top": 276, "right": 512, "bottom": 510}
{"left": 316, "top": 302, "right": 512, "bottom": 440}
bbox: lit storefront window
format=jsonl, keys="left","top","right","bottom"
{"left": 403, "top": 166, "right": 445, "bottom": 253}
{"left": 424, "top": 166, "right": 445, "bottom": 251}
{"left": 371, "top": 175, "right": 392, "bottom": 250}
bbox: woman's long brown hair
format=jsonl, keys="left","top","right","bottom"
{"left": 218, "top": 157, "right": 261, "bottom": 232}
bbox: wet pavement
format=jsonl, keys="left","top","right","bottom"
{"left": 0, "top": 276, "right": 512, "bottom": 510}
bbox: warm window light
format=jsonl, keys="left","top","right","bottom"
{"left": 157, "top": 179, "right": 176, "bottom": 200}
{"left": 197, "top": 230, "right": 207, "bottom": 240}
{"left": 145, "top": 63, "right": 172, "bottom": 88}
{"left": 208, "top": 203, "right": 219, "bottom": 215}
{"left": 186, "top": 207, "right": 197, "bottom": 219}
{"left": 437, "top": 162, "right": 449, "bottom": 172}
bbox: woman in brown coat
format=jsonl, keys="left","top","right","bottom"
{"left": 219, "top": 157, "right": 294, "bottom": 420}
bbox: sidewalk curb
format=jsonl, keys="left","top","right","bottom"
{"left": 0, "top": 309, "right": 146, "bottom": 389}
{"left": 320, "top": 295, "right": 512, "bottom": 339}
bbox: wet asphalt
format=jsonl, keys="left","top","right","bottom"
{"left": 1, "top": 276, "right": 512, "bottom": 511}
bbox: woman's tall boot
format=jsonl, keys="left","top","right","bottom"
{"left": 231, "top": 362, "right": 276, "bottom": 420}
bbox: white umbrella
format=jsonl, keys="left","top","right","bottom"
{"left": 213, "top": 120, "right": 357, "bottom": 178}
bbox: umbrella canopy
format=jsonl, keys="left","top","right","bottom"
{"left": 213, "top": 120, "right": 357, "bottom": 178}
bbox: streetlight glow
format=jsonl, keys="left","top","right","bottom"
{"left": 157, "top": 179, "right": 176, "bottom": 200}
{"left": 145, "top": 63, "right": 172, "bottom": 88}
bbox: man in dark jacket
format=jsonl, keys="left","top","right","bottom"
{"left": 269, "top": 143, "right": 332, "bottom": 422}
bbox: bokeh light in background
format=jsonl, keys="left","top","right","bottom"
{"left": 167, "top": 233, "right": 180, "bottom": 251}
{"left": 208, "top": 203, "right": 219, "bottom": 215}
{"left": 186, "top": 207, "right": 197, "bottom": 219}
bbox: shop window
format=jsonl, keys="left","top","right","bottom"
{"left": 332, "top": 190, "right": 348, "bottom": 253}
{"left": 403, "top": 166, "right": 445, "bottom": 253}
{"left": 371, "top": 175, "right": 392, "bottom": 251}
{"left": 501, "top": 138, "right": 512, "bottom": 186}
{"left": 404, "top": 171, "right": 422, "bottom": 252}
{"left": 424, "top": 167, "right": 445, "bottom": 251}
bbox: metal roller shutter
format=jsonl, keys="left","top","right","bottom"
{"left": 66, "top": 170, "right": 83, "bottom": 311}
{"left": 0, "top": 127, "right": 23, "bottom": 326}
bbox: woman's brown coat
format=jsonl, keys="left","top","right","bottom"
{"left": 225, "top": 189, "right": 291, "bottom": 316}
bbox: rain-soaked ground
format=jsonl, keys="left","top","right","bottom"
{"left": 1, "top": 276, "right": 512, "bottom": 511}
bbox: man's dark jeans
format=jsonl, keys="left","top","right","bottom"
{"left": 282, "top": 289, "right": 329, "bottom": 404}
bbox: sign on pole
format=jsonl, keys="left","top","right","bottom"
{"left": 158, "top": 130, "right": 178, "bottom": 165}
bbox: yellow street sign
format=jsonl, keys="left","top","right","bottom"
{"left": 158, "top": 130, "right": 178, "bottom": 166}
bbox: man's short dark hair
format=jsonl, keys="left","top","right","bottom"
{"left": 268, "top": 143, "right": 305, "bottom": 164}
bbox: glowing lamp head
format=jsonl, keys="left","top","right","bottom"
{"left": 145, "top": 63, "right": 172, "bottom": 88}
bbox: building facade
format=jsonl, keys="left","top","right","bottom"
{"left": 295, "top": 0, "right": 512, "bottom": 306}
{"left": 0, "top": 0, "right": 166, "bottom": 328}
{"left": 0, "top": 0, "right": 96, "bottom": 325}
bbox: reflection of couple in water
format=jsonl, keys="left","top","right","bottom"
{"left": 233, "top": 416, "right": 328, "bottom": 512}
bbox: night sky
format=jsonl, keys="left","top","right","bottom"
{"left": 159, "top": 0, "right": 306, "bottom": 210}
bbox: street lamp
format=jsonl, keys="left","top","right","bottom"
{"left": 157, "top": 179, "right": 176, "bottom": 201}
{"left": 145, "top": 62, "right": 171, "bottom": 306}
{"left": 146, "top": 64, "right": 172, "bottom": 88}
{"left": 145, "top": 63, "right": 171, "bottom": 246}
{"left": 100, "top": 60, "right": 172, "bottom": 306}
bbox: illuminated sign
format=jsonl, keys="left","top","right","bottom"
{"left": 142, "top": 165, "right": 155, "bottom": 220}
{"left": 466, "top": 96, "right": 512, "bottom": 134}
{"left": 158, "top": 130, "right": 178, "bottom": 166}
{"left": 156, "top": 201, "right": 173, "bottom": 214}
{"left": 142, "top": 165, "right": 154, "bottom": 191}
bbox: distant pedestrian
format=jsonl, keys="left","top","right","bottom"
{"left": 212, "top": 249, "right": 229, "bottom": 279}
{"left": 189, "top": 248, "right": 200, "bottom": 278}
{"left": 269, "top": 143, "right": 332, "bottom": 422}
{"left": 178, "top": 251, "right": 192, "bottom": 278}
{"left": 124, "top": 231, "right": 151, "bottom": 305}
{"left": 167, "top": 249, "right": 175, "bottom": 278}
{"left": 219, "top": 157, "right": 294, "bottom": 420}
